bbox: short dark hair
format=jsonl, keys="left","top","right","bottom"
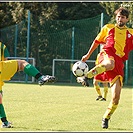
{"left": 114, "top": 7, "right": 130, "bottom": 18}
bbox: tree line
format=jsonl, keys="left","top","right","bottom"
{"left": 0, "top": 2, "right": 133, "bottom": 29}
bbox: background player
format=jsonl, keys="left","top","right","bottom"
{"left": 93, "top": 51, "right": 109, "bottom": 101}
{"left": 93, "top": 72, "right": 109, "bottom": 101}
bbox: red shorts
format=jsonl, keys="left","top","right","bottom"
{"left": 94, "top": 72, "right": 108, "bottom": 83}
{"left": 96, "top": 50, "right": 124, "bottom": 86}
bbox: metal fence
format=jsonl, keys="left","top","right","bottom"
{"left": 0, "top": 11, "right": 132, "bottom": 85}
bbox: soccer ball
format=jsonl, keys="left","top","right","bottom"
{"left": 72, "top": 61, "right": 89, "bottom": 77}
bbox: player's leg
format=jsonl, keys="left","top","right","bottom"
{"left": 17, "top": 60, "right": 56, "bottom": 85}
{"left": 77, "top": 53, "right": 114, "bottom": 86}
{"left": 93, "top": 79, "right": 102, "bottom": 100}
{"left": 2, "top": 60, "right": 56, "bottom": 85}
{"left": 87, "top": 58, "right": 114, "bottom": 79}
{"left": 100, "top": 82, "right": 108, "bottom": 101}
{"left": 0, "top": 87, "right": 12, "bottom": 128}
{"left": 0, "top": 62, "right": 12, "bottom": 128}
{"left": 102, "top": 78, "right": 121, "bottom": 129}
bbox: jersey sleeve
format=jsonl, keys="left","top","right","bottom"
{"left": 2, "top": 44, "right": 10, "bottom": 58}
{"left": 4, "top": 46, "right": 10, "bottom": 58}
{"left": 0, "top": 43, "right": 10, "bottom": 61}
{"left": 94, "top": 24, "right": 108, "bottom": 44}
{"left": 128, "top": 29, "right": 133, "bottom": 50}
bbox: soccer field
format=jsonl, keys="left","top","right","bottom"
{"left": 1, "top": 83, "right": 133, "bottom": 131}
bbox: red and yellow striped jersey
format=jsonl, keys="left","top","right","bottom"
{"left": 94, "top": 24, "right": 133, "bottom": 61}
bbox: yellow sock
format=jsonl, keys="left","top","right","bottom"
{"left": 86, "top": 65, "right": 106, "bottom": 78}
{"left": 103, "top": 86, "right": 108, "bottom": 99}
{"left": 103, "top": 102, "right": 118, "bottom": 119}
{"left": 94, "top": 84, "right": 102, "bottom": 96}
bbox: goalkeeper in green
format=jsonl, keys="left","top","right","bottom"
{"left": 0, "top": 41, "right": 56, "bottom": 128}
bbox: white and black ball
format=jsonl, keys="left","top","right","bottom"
{"left": 72, "top": 61, "right": 89, "bottom": 77}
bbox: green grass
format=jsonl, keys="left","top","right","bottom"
{"left": 0, "top": 83, "right": 133, "bottom": 132}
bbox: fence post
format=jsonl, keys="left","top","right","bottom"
{"left": 125, "top": 60, "right": 128, "bottom": 85}
{"left": 100, "top": 13, "right": 104, "bottom": 51}
{"left": 14, "top": 24, "right": 18, "bottom": 57}
{"left": 70, "top": 27, "right": 75, "bottom": 83}
{"left": 101, "top": 13, "right": 104, "bottom": 29}
{"left": 71, "top": 27, "right": 75, "bottom": 60}
{"left": 25, "top": 10, "right": 31, "bottom": 83}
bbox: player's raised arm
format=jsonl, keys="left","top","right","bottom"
{"left": 81, "top": 41, "right": 100, "bottom": 62}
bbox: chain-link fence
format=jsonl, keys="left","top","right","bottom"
{"left": 0, "top": 12, "right": 132, "bottom": 85}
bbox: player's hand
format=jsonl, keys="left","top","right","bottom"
{"left": 81, "top": 54, "right": 89, "bottom": 62}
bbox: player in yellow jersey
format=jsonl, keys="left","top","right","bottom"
{"left": 0, "top": 42, "right": 56, "bottom": 128}
{"left": 77, "top": 7, "right": 133, "bottom": 128}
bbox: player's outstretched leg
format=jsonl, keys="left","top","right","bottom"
{"left": 76, "top": 76, "right": 89, "bottom": 87}
{"left": 21, "top": 63, "right": 56, "bottom": 85}
{"left": 38, "top": 75, "right": 56, "bottom": 86}
{"left": 76, "top": 64, "right": 106, "bottom": 87}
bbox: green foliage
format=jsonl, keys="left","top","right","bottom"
{"left": 0, "top": 2, "right": 132, "bottom": 28}
{"left": 0, "top": 2, "right": 14, "bottom": 28}
{"left": 0, "top": 2, "right": 106, "bottom": 28}
{"left": 56, "top": 2, "right": 107, "bottom": 20}
{"left": 1, "top": 83, "right": 132, "bottom": 131}
{"left": 0, "top": 2, "right": 59, "bottom": 28}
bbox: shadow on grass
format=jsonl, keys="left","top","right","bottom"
{"left": 108, "top": 127, "right": 133, "bottom": 131}
{"left": 11, "top": 126, "right": 73, "bottom": 132}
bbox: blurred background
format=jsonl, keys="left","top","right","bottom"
{"left": 0, "top": 2, "right": 132, "bottom": 85}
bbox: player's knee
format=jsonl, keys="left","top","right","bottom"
{"left": 18, "top": 60, "right": 29, "bottom": 71}
{"left": 93, "top": 83, "right": 96, "bottom": 86}
{"left": 105, "top": 61, "right": 115, "bottom": 71}
{"left": 93, "top": 81, "right": 98, "bottom": 86}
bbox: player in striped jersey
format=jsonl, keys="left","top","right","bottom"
{"left": 77, "top": 7, "right": 133, "bottom": 128}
